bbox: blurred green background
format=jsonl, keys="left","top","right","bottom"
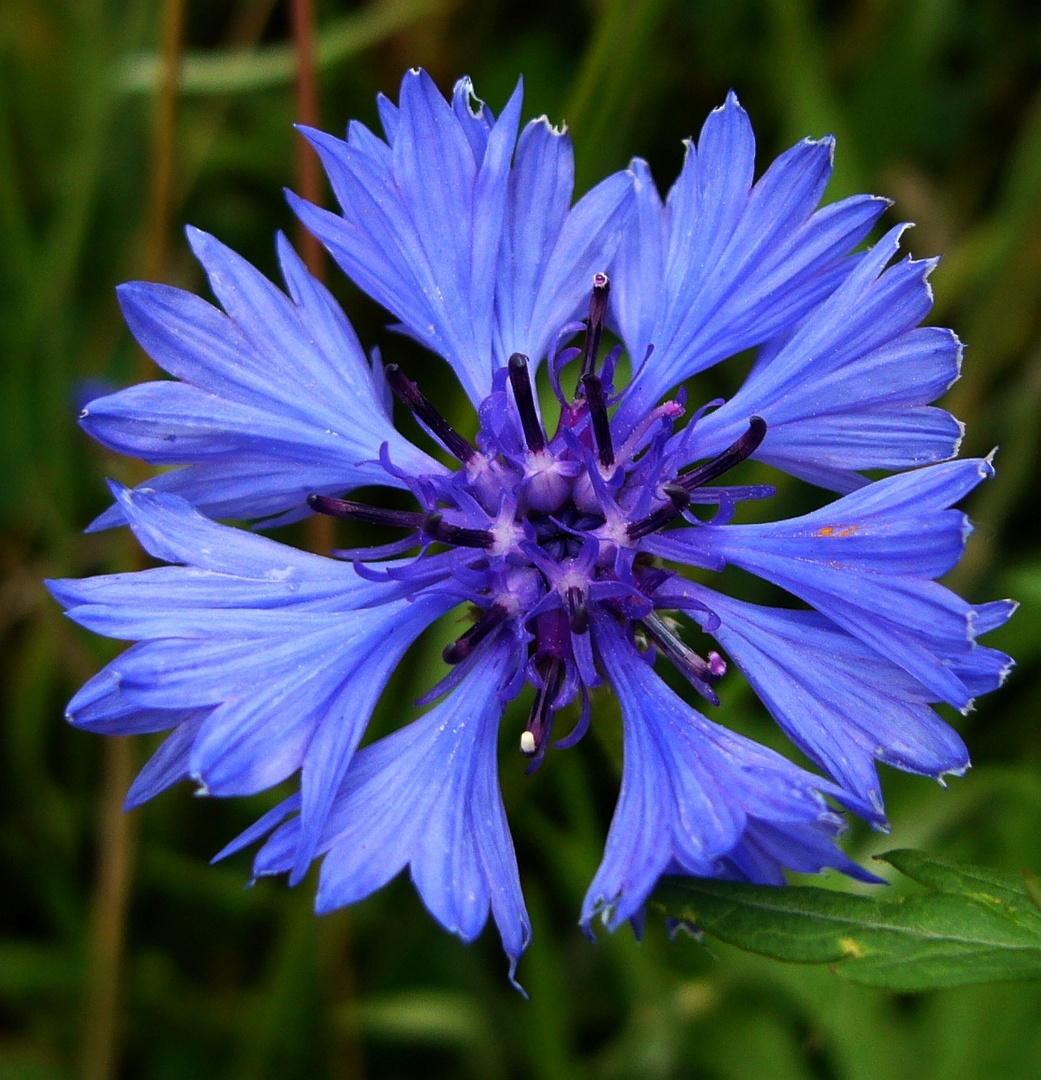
{"left": 3, "top": 0, "right": 1041, "bottom": 1077}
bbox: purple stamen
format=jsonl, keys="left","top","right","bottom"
{"left": 442, "top": 603, "right": 510, "bottom": 665}
{"left": 308, "top": 494, "right": 425, "bottom": 529}
{"left": 385, "top": 363, "right": 477, "bottom": 463}
{"left": 579, "top": 272, "right": 610, "bottom": 384}
{"left": 581, "top": 373, "right": 615, "bottom": 468}
{"left": 329, "top": 536, "right": 425, "bottom": 561}
{"left": 678, "top": 417, "right": 767, "bottom": 493}
{"left": 422, "top": 513, "right": 494, "bottom": 550}
{"left": 686, "top": 484, "right": 775, "bottom": 504}
{"left": 553, "top": 685, "right": 592, "bottom": 750}
{"left": 615, "top": 400, "right": 685, "bottom": 466}
{"left": 507, "top": 353, "right": 547, "bottom": 454}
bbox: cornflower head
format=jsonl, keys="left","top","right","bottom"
{"left": 50, "top": 70, "right": 1014, "bottom": 986}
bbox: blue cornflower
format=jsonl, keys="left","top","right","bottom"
{"left": 51, "top": 70, "right": 1014, "bottom": 985}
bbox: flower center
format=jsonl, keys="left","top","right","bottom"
{"left": 308, "top": 276, "right": 769, "bottom": 768}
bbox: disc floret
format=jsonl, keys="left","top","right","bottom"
{"left": 311, "top": 276, "right": 769, "bottom": 764}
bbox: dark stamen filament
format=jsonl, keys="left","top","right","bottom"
{"left": 385, "top": 363, "right": 477, "bottom": 463}
{"left": 566, "top": 586, "right": 589, "bottom": 634}
{"left": 422, "top": 513, "right": 494, "bottom": 550}
{"left": 308, "top": 494, "right": 425, "bottom": 529}
{"left": 443, "top": 603, "right": 510, "bottom": 665}
{"left": 581, "top": 373, "right": 615, "bottom": 468}
{"left": 678, "top": 417, "right": 767, "bottom": 493}
{"left": 521, "top": 658, "right": 565, "bottom": 771}
{"left": 641, "top": 612, "right": 725, "bottom": 706}
{"left": 626, "top": 483, "right": 691, "bottom": 541}
{"left": 579, "top": 272, "right": 610, "bottom": 383}
{"left": 508, "top": 353, "right": 546, "bottom": 453}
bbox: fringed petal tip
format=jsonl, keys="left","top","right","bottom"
{"left": 835, "top": 788, "right": 890, "bottom": 834}
{"left": 579, "top": 894, "right": 624, "bottom": 936}
{"left": 506, "top": 953, "right": 529, "bottom": 999}
{"left": 827, "top": 852, "right": 889, "bottom": 887}
{"left": 665, "top": 915, "right": 702, "bottom": 943}
{"left": 936, "top": 760, "right": 971, "bottom": 789}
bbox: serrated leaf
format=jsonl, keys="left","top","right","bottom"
{"left": 654, "top": 850, "right": 1041, "bottom": 991}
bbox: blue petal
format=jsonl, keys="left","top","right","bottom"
{"left": 296, "top": 72, "right": 633, "bottom": 402}
{"left": 660, "top": 92, "right": 757, "bottom": 317}
{"left": 719, "top": 816, "right": 880, "bottom": 886}
{"left": 612, "top": 93, "right": 888, "bottom": 426}
{"left": 452, "top": 75, "right": 495, "bottom": 158}
{"left": 83, "top": 381, "right": 385, "bottom": 464}
{"left": 646, "top": 458, "right": 1008, "bottom": 710}
{"left": 582, "top": 611, "right": 873, "bottom": 930}
{"left": 392, "top": 70, "right": 485, "bottom": 392}
{"left": 755, "top": 407, "right": 962, "bottom": 487}
{"left": 212, "top": 793, "right": 301, "bottom": 864}
{"left": 492, "top": 117, "right": 574, "bottom": 361}
{"left": 376, "top": 92, "right": 398, "bottom": 143}
{"left": 690, "top": 227, "right": 963, "bottom": 487}
{"left": 608, "top": 157, "right": 664, "bottom": 375}
{"left": 469, "top": 80, "right": 525, "bottom": 374}
{"left": 50, "top": 487, "right": 456, "bottom": 842}
{"left": 517, "top": 167, "right": 635, "bottom": 372}
{"left": 344, "top": 117, "right": 392, "bottom": 162}
{"left": 87, "top": 230, "right": 436, "bottom": 525}
{"left": 57, "top": 663, "right": 194, "bottom": 736}
{"left": 293, "top": 71, "right": 524, "bottom": 404}
{"left": 124, "top": 712, "right": 208, "bottom": 809}
{"left": 89, "top": 482, "right": 416, "bottom": 583}
{"left": 57, "top": 489, "right": 452, "bottom": 631}
{"left": 288, "top": 587, "right": 455, "bottom": 883}
{"left": 252, "top": 637, "right": 531, "bottom": 984}
{"left": 84, "top": 453, "right": 410, "bottom": 531}
{"left": 687, "top": 586, "right": 976, "bottom": 822}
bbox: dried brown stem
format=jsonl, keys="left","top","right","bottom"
{"left": 79, "top": 3, "right": 186, "bottom": 1079}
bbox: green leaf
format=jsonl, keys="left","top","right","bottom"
{"left": 653, "top": 849, "right": 1041, "bottom": 991}
{"left": 880, "top": 848, "right": 1041, "bottom": 920}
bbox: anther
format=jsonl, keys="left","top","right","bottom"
{"left": 580, "top": 373, "right": 615, "bottom": 468}
{"left": 579, "top": 273, "right": 610, "bottom": 384}
{"left": 566, "top": 586, "right": 589, "bottom": 634}
{"left": 384, "top": 363, "right": 477, "bottom": 463}
{"left": 507, "top": 353, "right": 547, "bottom": 454}
{"left": 422, "top": 512, "right": 494, "bottom": 550}
{"left": 308, "top": 494, "right": 425, "bottom": 529}
{"left": 521, "top": 658, "right": 565, "bottom": 771}
{"left": 678, "top": 417, "right": 767, "bottom": 493}
{"left": 626, "top": 483, "right": 691, "bottom": 541}
{"left": 442, "top": 603, "right": 510, "bottom": 665}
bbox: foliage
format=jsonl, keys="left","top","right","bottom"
{"left": 656, "top": 849, "right": 1041, "bottom": 991}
